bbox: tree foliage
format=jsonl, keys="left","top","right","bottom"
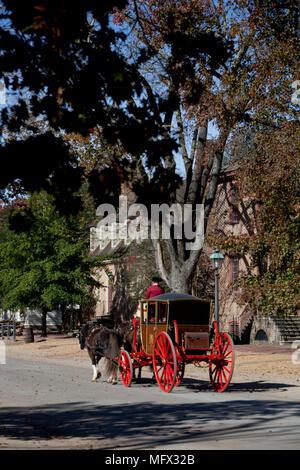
{"left": 213, "top": 120, "right": 300, "bottom": 316}
{"left": 0, "top": 0, "right": 298, "bottom": 295}
{"left": 0, "top": 190, "right": 107, "bottom": 334}
{"left": 107, "top": 0, "right": 298, "bottom": 292}
{"left": 0, "top": 0, "right": 180, "bottom": 208}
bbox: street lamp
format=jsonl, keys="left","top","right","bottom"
{"left": 210, "top": 248, "right": 224, "bottom": 331}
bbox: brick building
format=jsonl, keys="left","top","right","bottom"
{"left": 208, "top": 164, "right": 256, "bottom": 341}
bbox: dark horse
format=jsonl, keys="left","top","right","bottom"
{"left": 78, "top": 322, "right": 122, "bottom": 384}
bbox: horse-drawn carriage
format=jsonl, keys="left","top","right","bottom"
{"left": 119, "top": 292, "right": 235, "bottom": 393}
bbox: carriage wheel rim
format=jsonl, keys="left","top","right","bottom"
{"left": 153, "top": 332, "right": 177, "bottom": 393}
{"left": 119, "top": 350, "right": 133, "bottom": 387}
{"left": 209, "top": 332, "right": 235, "bottom": 392}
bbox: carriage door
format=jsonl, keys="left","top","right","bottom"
{"left": 141, "top": 302, "right": 168, "bottom": 355}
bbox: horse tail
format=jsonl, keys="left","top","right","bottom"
{"left": 104, "top": 331, "right": 121, "bottom": 359}
{"left": 102, "top": 357, "right": 118, "bottom": 379}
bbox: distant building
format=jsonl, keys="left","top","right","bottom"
{"left": 89, "top": 185, "right": 141, "bottom": 319}
{"left": 0, "top": 308, "right": 62, "bottom": 327}
{"left": 207, "top": 164, "right": 256, "bottom": 341}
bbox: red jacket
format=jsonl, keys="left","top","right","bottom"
{"left": 145, "top": 284, "right": 164, "bottom": 299}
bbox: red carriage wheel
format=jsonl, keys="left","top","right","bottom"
{"left": 209, "top": 333, "right": 235, "bottom": 392}
{"left": 153, "top": 332, "right": 177, "bottom": 393}
{"left": 119, "top": 350, "right": 133, "bottom": 387}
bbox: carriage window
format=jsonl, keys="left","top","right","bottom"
{"left": 170, "top": 301, "right": 210, "bottom": 325}
{"left": 148, "top": 303, "right": 155, "bottom": 322}
{"left": 158, "top": 303, "right": 167, "bottom": 323}
{"left": 145, "top": 302, "right": 167, "bottom": 323}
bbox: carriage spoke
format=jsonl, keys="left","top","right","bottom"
{"left": 222, "top": 339, "right": 229, "bottom": 352}
{"left": 156, "top": 339, "right": 164, "bottom": 357}
{"left": 224, "top": 350, "right": 232, "bottom": 358}
{"left": 222, "top": 368, "right": 229, "bottom": 382}
{"left": 160, "top": 336, "right": 167, "bottom": 355}
{"left": 167, "top": 372, "right": 172, "bottom": 391}
{"left": 154, "top": 346, "right": 164, "bottom": 361}
{"left": 211, "top": 365, "right": 218, "bottom": 382}
{"left": 219, "top": 370, "right": 223, "bottom": 388}
{"left": 163, "top": 369, "right": 167, "bottom": 389}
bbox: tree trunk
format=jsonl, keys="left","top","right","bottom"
{"left": 41, "top": 306, "right": 47, "bottom": 337}
{"left": 169, "top": 264, "right": 192, "bottom": 293}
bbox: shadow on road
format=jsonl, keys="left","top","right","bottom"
{"left": 137, "top": 376, "right": 298, "bottom": 393}
{"left": 1, "top": 396, "right": 300, "bottom": 448}
{"left": 179, "top": 377, "right": 298, "bottom": 393}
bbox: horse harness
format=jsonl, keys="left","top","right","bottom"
{"left": 84, "top": 325, "right": 120, "bottom": 365}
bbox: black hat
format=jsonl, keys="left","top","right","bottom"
{"left": 152, "top": 276, "right": 162, "bottom": 283}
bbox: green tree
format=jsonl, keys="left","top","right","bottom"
{"left": 0, "top": 190, "right": 104, "bottom": 336}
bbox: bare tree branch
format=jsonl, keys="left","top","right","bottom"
{"left": 151, "top": 238, "right": 170, "bottom": 285}
{"left": 186, "top": 122, "right": 208, "bottom": 204}
{"left": 176, "top": 109, "right": 192, "bottom": 174}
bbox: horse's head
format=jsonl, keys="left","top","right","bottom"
{"left": 114, "top": 320, "right": 134, "bottom": 350}
{"left": 78, "top": 323, "right": 89, "bottom": 350}
{"left": 115, "top": 320, "right": 131, "bottom": 338}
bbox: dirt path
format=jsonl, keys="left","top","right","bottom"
{"left": 5, "top": 334, "right": 300, "bottom": 382}
{"left": 1, "top": 335, "right": 299, "bottom": 450}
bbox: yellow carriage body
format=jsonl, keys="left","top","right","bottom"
{"left": 138, "top": 293, "right": 212, "bottom": 355}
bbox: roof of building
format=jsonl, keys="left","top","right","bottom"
{"left": 88, "top": 240, "right": 129, "bottom": 259}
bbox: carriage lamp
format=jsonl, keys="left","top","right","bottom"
{"left": 210, "top": 249, "right": 224, "bottom": 331}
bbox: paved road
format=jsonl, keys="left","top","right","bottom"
{"left": 0, "top": 354, "right": 299, "bottom": 450}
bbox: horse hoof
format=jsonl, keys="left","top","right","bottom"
{"left": 92, "top": 379, "right": 98, "bottom": 383}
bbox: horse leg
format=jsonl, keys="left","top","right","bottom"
{"left": 89, "top": 351, "right": 99, "bottom": 383}
{"left": 107, "top": 365, "right": 118, "bottom": 384}
{"left": 103, "top": 358, "right": 118, "bottom": 384}
{"left": 135, "top": 367, "right": 142, "bottom": 384}
{"left": 110, "top": 365, "right": 118, "bottom": 384}
{"left": 96, "top": 355, "right": 101, "bottom": 380}
{"left": 150, "top": 365, "right": 156, "bottom": 383}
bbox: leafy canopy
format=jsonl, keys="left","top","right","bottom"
{"left": 0, "top": 190, "right": 103, "bottom": 311}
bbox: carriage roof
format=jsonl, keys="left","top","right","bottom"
{"left": 143, "top": 292, "right": 208, "bottom": 302}
{"left": 142, "top": 292, "right": 211, "bottom": 324}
